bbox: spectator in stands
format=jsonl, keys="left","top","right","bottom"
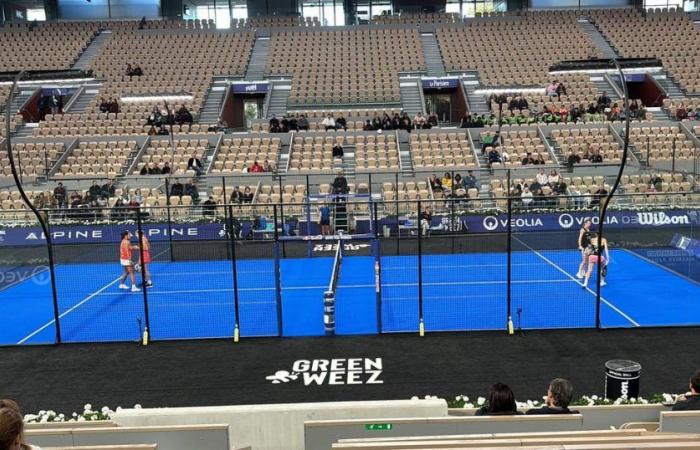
{"left": 391, "top": 113, "right": 401, "bottom": 129}
{"left": 50, "top": 92, "right": 61, "bottom": 115}
{"left": 453, "top": 173, "right": 465, "bottom": 191}
{"left": 521, "top": 152, "right": 535, "bottom": 165}
{"left": 693, "top": 107, "right": 700, "bottom": 120}
{"left": 263, "top": 159, "right": 274, "bottom": 172}
{"left": 591, "top": 150, "right": 603, "bottom": 163}
{"left": 400, "top": 112, "right": 412, "bottom": 130}
{"left": 526, "top": 378, "right": 577, "bottom": 415}
{"left": 459, "top": 113, "right": 472, "bottom": 128}
{"left": 148, "top": 107, "right": 162, "bottom": 126}
{"left": 332, "top": 142, "right": 344, "bottom": 158}
{"left": 87, "top": 181, "right": 101, "bottom": 201}
{"left": 548, "top": 169, "right": 562, "bottom": 186}
{"left": 335, "top": 113, "right": 347, "bottom": 131}
{"left": 371, "top": 113, "right": 382, "bottom": 130}
{"left": 161, "top": 162, "right": 171, "bottom": 175}
{"left": 555, "top": 81, "right": 567, "bottom": 99}
{"left": 517, "top": 96, "right": 529, "bottom": 112}
{"left": 590, "top": 185, "right": 608, "bottom": 206}
{"left": 672, "top": 370, "right": 700, "bottom": 411}
{"left": 322, "top": 114, "right": 336, "bottom": 131}
{"left": 546, "top": 81, "right": 558, "bottom": 97}
{"left": 185, "top": 179, "right": 199, "bottom": 202}
{"left": 170, "top": 179, "right": 184, "bottom": 197}
{"left": 429, "top": 174, "right": 442, "bottom": 192}
{"left": 464, "top": 170, "right": 479, "bottom": 190}
{"left": 521, "top": 186, "right": 534, "bottom": 206}
{"left": 420, "top": 206, "right": 432, "bottom": 236}
{"left": 427, "top": 112, "right": 438, "bottom": 128}
{"left": 126, "top": 63, "right": 134, "bottom": 79}
{"left": 441, "top": 172, "right": 453, "bottom": 192}
{"left": 536, "top": 169, "right": 548, "bottom": 186}
{"left": 250, "top": 160, "right": 263, "bottom": 173}
{"left": 413, "top": 112, "right": 427, "bottom": 129}
{"left": 133, "top": 64, "right": 143, "bottom": 78}
{"left": 475, "top": 383, "right": 520, "bottom": 416}
{"left": 269, "top": 114, "right": 280, "bottom": 132}
{"left": 280, "top": 115, "right": 290, "bottom": 133}
{"left": 508, "top": 96, "right": 519, "bottom": 112}
{"left": 53, "top": 182, "right": 66, "bottom": 208}
{"left": 332, "top": 170, "right": 349, "bottom": 195}
{"left": 0, "top": 398, "right": 34, "bottom": 450}
{"left": 363, "top": 120, "right": 374, "bottom": 131}
{"left": 481, "top": 133, "right": 495, "bottom": 154}
{"left": 108, "top": 98, "right": 119, "bottom": 114}
{"left": 175, "top": 105, "right": 193, "bottom": 126}
{"left": 487, "top": 148, "right": 502, "bottom": 167}
{"left": 510, "top": 183, "right": 522, "bottom": 197}
{"left": 676, "top": 103, "right": 688, "bottom": 120}
{"left": 187, "top": 152, "right": 204, "bottom": 176}
{"left": 230, "top": 186, "right": 243, "bottom": 203}
{"left": 381, "top": 113, "right": 392, "bottom": 130}
{"left": 147, "top": 125, "right": 158, "bottom": 136}
{"left": 202, "top": 196, "right": 217, "bottom": 216}
{"left": 597, "top": 91, "right": 611, "bottom": 109}
{"left": 99, "top": 97, "right": 109, "bottom": 113}
{"left": 298, "top": 114, "right": 309, "bottom": 131}
{"left": 157, "top": 125, "right": 170, "bottom": 135}
{"left": 533, "top": 153, "right": 545, "bottom": 165}
{"left": 288, "top": 114, "right": 299, "bottom": 132}
{"left": 242, "top": 186, "right": 254, "bottom": 203}
{"left": 566, "top": 151, "right": 581, "bottom": 171}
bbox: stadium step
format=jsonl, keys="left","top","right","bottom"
{"left": 590, "top": 75, "right": 622, "bottom": 100}
{"left": 578, "top": 18, "right": 618, "bottom": 59}
{"left": 65, "top": 83, "right": 102, "bottom": 113}
{"left": 611, "top": 126, "right": 646, "bottom": 167}
{"left": 647, "top": 106, "right": 673, "bottom": 121}
{"left": 265, "top": 80, "right": 292, "bottom": 118}
{"left": 275, "top": 134, "right": 292, "bottom": 174}
{"left": 12, "top": 123, "right": 37, "bottom": 138}
{"left": 399, "top": 78, "right": 425, "bottom": 118}
{"left": 245, "top": 37, "right": 270, "bottom": 80}
{"left": 419, "top": 33, "right": 446, "bottom": 77}
{"left": 72, "top": 30, "right": 112, "bottom": 71}
{"left": 462, "top": 73, "right": 491, "bottom": 116}
{"left": 199, "top": 77, "right": 235, "bottom": 124}
{"left": 652, "top": 71, "right": 686, "bottom": 99}
{"left": 397, "top": 130, "right": 414, "bottom": 174}
{"left": 2, "top": 88, "right": 36, "bottom": 117}
{"left": 339, "top": 151, "right": 356, "bottom": 178}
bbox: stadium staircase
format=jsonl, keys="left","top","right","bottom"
{"left": 397, "top": 130, "right": 414, "bottom": 174}
{"left": 338, "top": 148, "right": 356, "bottom": 178}
{"left": 590, "top": 75, "right": 622, "bottom": 101}
{"left": 462, "top": 72, "right": 491, "bottom": 116}
{"left": 419, "top": 33, "right": 446, "bottom": 77}
{"left": 265, "top": 80, "right": 292, "bottom": 118}
{"left": 199, "top": 76, "right": 237, "bottom": 124}
{"left": 65, "top": 83, "right": 103, "bottom": 113}
{"left": 538, "top": 126, "right": 562, "bottom": 165}
{"left": 274, "top": 133, "right": 293, "bottom": 174}
{"left": 244, "top": 37, "right": 270, "bottom": 80}
{"left": 652, "top": 70, "right": 687, "bottom": 99}
{"left": 610, "top": 124, "right": 646, "bottom": 167}
{"left": 399, "top": 78, "right": 425, "bottom": 118}
{"left": 72, "top": 30, "right": 112, "bottom": 71}
{"left": 577, "top": 18, "right": 618, "bottom": 59}
{"left": 12, "top": 123, "right": 37, "bottom": 138}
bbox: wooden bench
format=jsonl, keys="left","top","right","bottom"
{"left": 26, "top": 424, "right": 229, "bottom": 450}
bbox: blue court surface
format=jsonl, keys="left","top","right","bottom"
{"left": 2, "top": 248, "right": 699, "bottom": 345}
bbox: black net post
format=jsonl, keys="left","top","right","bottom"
{"left": 227, "top": 204, "right": 242, "bottom": 342}
{"left": 273, "top": 205, "right": 283, "bottom": 336}
{"left": 672, "top": 138, "right": 676, "bottom": 174}
{"left": 368, "top": 172, "right": 373, "bottom": 197}
{"left": 373, "top": 214, "right": 382, "bottom": 333}
{"left": 164, "top": 177, "right": 174, "bottom": 261}
{"left": 136, "top": 209, "right": 151, "bottom": 345}
{"left": 45, "top": 212, "right": 62, "bottom": 344}
{"left": 417, "top": 199, "right": 424, "bottom": 336}
{"left": 506, "top": 186, "right": 513, "bottom": 335}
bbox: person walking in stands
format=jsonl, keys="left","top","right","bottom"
{"left": 475, "top": 383, "right": 521, "bottom": 416}
{"left": 118, "top": 231, "right": 141, "bottom": 292}
{"left": 135, "top": 231, "right": 153, "bottom": 288}
{"left": 187, "top": 152, "right": 203, "bottom": 176}
{"left": 526, "top": 379, "right": 578, "bottom": 414}
{"left": 319, "top": 203, "right": 331, "bottom": 236}
{"left": 672, "top": 370, "right": 700, "bottom": 411}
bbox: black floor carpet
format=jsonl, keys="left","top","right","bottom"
{"left": 1, "top": 328, "right": 699, "bottom": 415}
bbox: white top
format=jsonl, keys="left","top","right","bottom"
{"left": 548, "top": 174, "right": 560, "bottom": 184}
{"left": 521, "top": 191, "right": 533, "bottom": 204}
{"left": 536, "top": 173, "right": 548, "bottom": 185}
{"left": 321, "top": 117, "right": 335, "bottom": 126}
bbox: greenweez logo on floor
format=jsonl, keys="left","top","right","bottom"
{"left": 266, "top": 358, "right": 383, "bottom": 386}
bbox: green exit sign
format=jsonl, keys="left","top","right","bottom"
{"left": 365, "top": 423, "right": 393, "bottom": 431}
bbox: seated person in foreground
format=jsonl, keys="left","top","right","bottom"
{"left": 475, "top": 382, "right": 521, "bottom": 416}
{"left": 526, "top": 378, "right": 578, "bottom": 414}
{"left": 672, "top": 370, "right": 700, "bottom": 411}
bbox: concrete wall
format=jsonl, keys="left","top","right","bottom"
{"left": 112, "top": 398, "right": 447, "bottom": 450}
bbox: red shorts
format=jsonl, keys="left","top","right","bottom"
{"left": 142, "top": 251, "right": 152, "bottom": 264}
{"left": 588, "top": 254, "right": 605, "bottom": 264}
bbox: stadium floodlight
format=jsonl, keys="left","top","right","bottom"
{"left": 4, "top": 71, "right": 62, "bottom": 344}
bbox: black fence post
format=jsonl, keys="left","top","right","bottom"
{"left": 164, "top": 177, "right": 174, "bottom": 262}
{"left": 417, "top": 199, "right": 424, "bottom": 337}
{"left": 273, "top": 205, "right": 283, "bottom": 336}
{"left": 136, "top": 209, "right": 151, "bottom": 345}
{"left": 506, "top": 194, "right": 513, "bottom": 335}
{"left": 672, "top": 138, "right": 676, "bottom": 174}
{"left": 45, "top": 212, "right": 62, "bottom": 344}
{"left": 227, "top": 204, "right": 241, "bottom": 342}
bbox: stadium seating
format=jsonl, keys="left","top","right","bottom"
{"left": 211, "top": 136, "right": 281, "bottom": 173}
{"left": 587, "top": 8, "right": 700, "bottom": 94}
{"left": 132, "top": 138, "right": 210, "bottom": 176}
{"left": 551, "top": 127, "right": 625, "bottom": 163}
{"left": 0, "top": 21, "right": 100, "bottom": 72}
{"left": 437, "top": 11, "right": 601, "bottom": 87}
{"left": 55, "top": 140, "right": 138, "bottom": 178}
{"left": 625, "top": 125, "right": 697, "bottom": 163}
{"left": 288, "top": 133, "right": 399, "bottom": 173}
{"left": 410, "top": 131, "right": 478, "bottom": 169}
{"left": 0, "top": 142, "right": 64, "bottom": 178}
{"left": 267, "top": 28, "right": 425, "bottom": 105}
{"left": 372, "top": 12, "right": 461, "bottom": 24}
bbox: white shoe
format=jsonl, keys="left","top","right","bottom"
{"left": 576, "top": 272, "right": 583, "bottom": 279}
{"left": 601, "top": 280, "right": 607, "bottom": 286}
{"left": 131, "top": 286, "right": 141, "bottom": 292}
{"left": 119, "top": 283, "right": 129, "bottom": 290}
{"left": 146, "top": 281, "right": 153, "bottom": 287}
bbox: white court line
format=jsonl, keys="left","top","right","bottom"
{"left": 622, "top": 249, "right": 700, "bottom": 289}
{"left": 382, "top": 263, "right": 533, "bottom": 270}
{"left": 512, "top": 237, "right": 640, "bottom": 327}
{"left": 91, "top": 279, "right": 574, "bottom": 297}
{"left": 17, "top": 276, "right": 123, "bottom": 344}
